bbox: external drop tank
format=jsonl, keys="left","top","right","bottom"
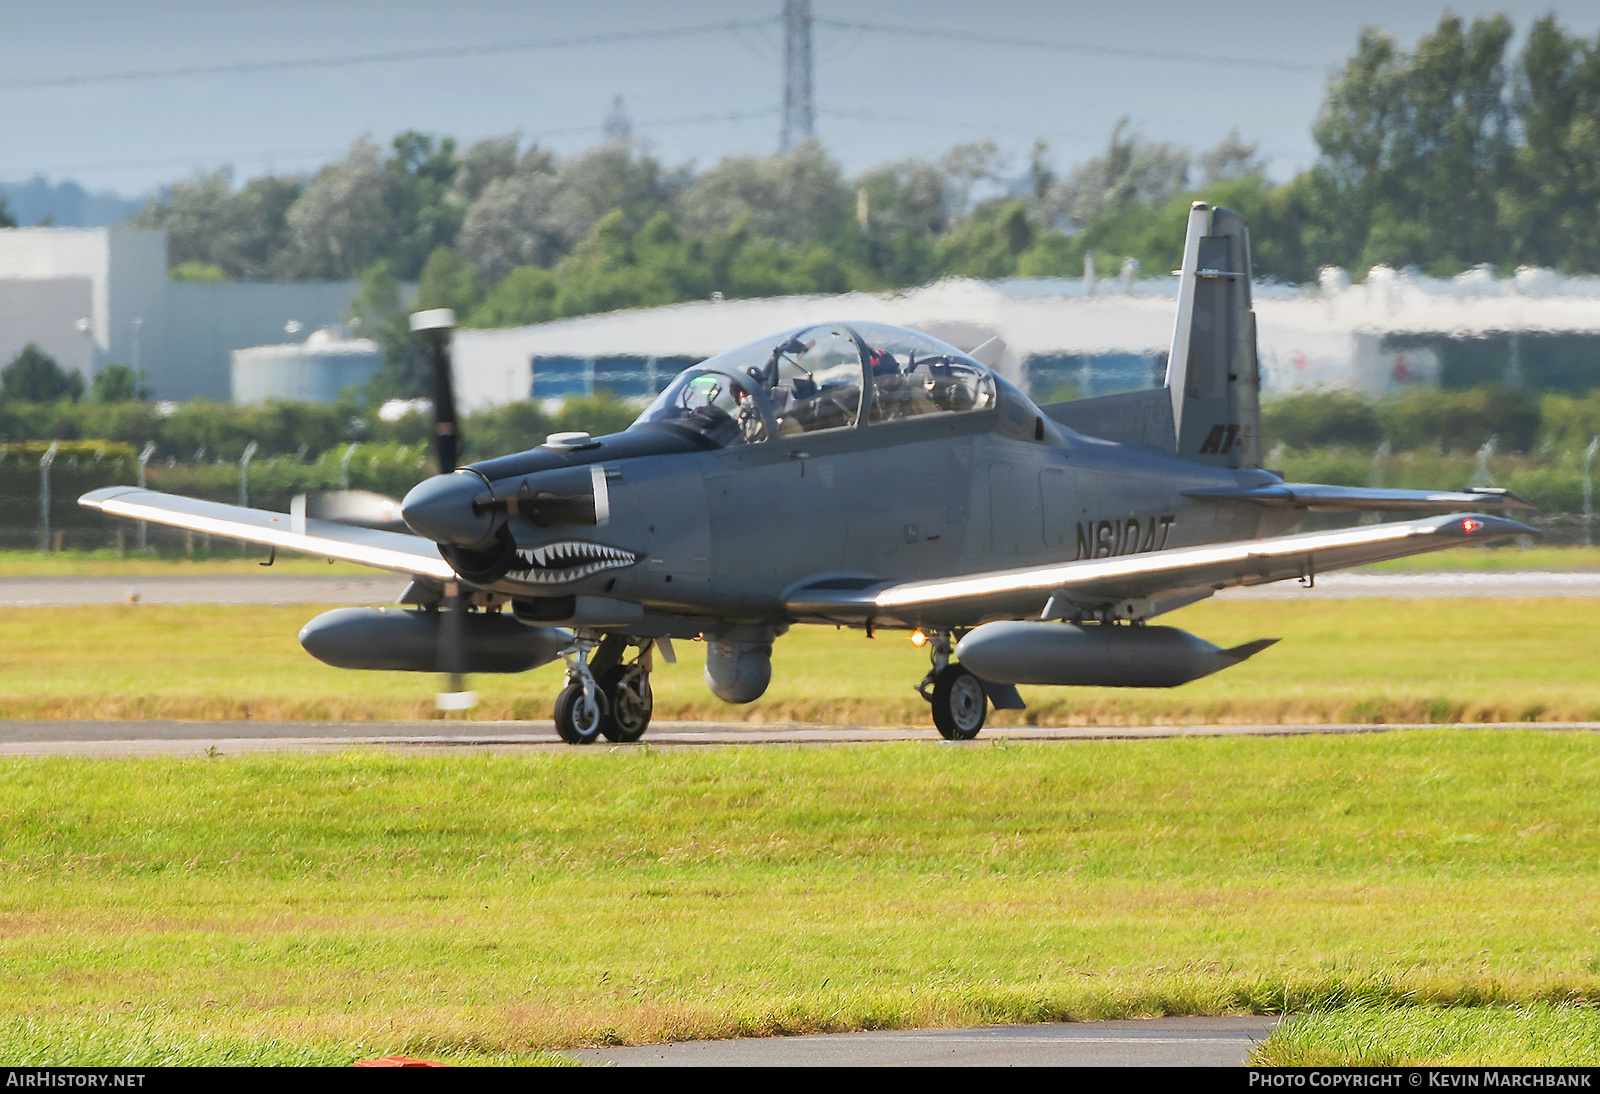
{"left": 298, "top": 607, "right": 569, "bottom": 674}
{"left": 955, "top": 621, "right": 1277, "bottom": 688}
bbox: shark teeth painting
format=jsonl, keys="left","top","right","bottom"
{"left": 505, "top": 540, "right": 641, "bottom": 585}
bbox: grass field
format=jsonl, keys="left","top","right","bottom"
{"left": 0, "top": 597, "right": 1594, "bottom": 725}
{"left": 1254, "top": 1005, "right": 1600, "bottom": 1066}
{"left": 0, "top": 549, "right": 372, "bottom": 577}
{"left": 1, "top": 731, "right": 1596, "bottom": 1065}
{"left": 1362, "top": 544, "right": 1600, "bottom": 571}
{"left": 3, "top": 557, "right": 1596, "bottom": 1065}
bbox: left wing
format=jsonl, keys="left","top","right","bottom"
{"left": 787, "top": 513, "right": 1534, "bottom": 628}
{"left": 80, "top": 487, "right": 456, "bottom": 581}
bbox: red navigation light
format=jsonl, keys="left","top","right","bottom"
{"left": 1462, "top": 518, "right": 1483, "bottom": 534}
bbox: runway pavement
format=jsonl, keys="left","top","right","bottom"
{"left": 564, "top": 1016, "right": 1279, "bottom": 1067}
{"left": 0, "top": 569, "right": 1596, "bottom": 606}
{"left": 0, "top": 574, "right": 401, "bottom": 606}
{"left": 2, "top": 717, "right": 1595, "bottom": 757}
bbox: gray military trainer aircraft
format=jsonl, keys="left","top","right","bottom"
{"left": 81, "top": 202, "right": 1536, "bottom": 742}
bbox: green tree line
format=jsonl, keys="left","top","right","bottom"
{"left": 121, "top": 12, "right": 1600, "bottom": 395}
{"left": 136, "top": 14, "right": 1600, "bottom": 301}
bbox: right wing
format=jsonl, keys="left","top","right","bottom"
{"left": 80, "top": 487, "right": 456, "bottom": 581}
{"left": 787, "top": 512, "right": 1535, "bottom": 628}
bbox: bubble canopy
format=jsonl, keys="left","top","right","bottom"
{"left": 633, "top": 322, "right": 997, "bottom": 446}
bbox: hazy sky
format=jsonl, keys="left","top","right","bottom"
{"left": 4, "top": 0, "right": 1597, "bottom": 197}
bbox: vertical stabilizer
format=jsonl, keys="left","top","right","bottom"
{"left": 1163, "top": 203, "right": 1262, "bottom": 469}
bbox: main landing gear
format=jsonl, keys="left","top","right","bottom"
{"left": 915, "top": 630, "right": 987, "bottom": 740}
{"left": 553, "top": 633, "right": 656, "bottom": 745}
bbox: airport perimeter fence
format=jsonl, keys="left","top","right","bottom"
{"left": 0, "top": 439, "right": 1595, "bottom": 554}
{"left": 0, "top": 441, "right": 433, "bottom": 554}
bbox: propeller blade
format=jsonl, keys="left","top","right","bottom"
{"left": 435, "top": 580, "right": 477, "bottom": 712}
{"left": 410, "top": 308, "right": 460, "bottom": 474}
{"left": 304, "top": 489, "right": 407, "bottom": 531}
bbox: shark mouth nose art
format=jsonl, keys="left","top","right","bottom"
{"left": 507, "top": 541, "right": 640, "bottom": 584}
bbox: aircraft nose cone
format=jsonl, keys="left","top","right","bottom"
{"left": 401, "top": 472, "right": 494, "bottom": 547}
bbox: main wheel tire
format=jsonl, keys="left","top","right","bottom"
{"left": 598, "top": 664, "right": 652, "bottom": 743}
{"left": 553, "top": 681, "right": 605, "bottom": 745}
{"left": 930, "top": 663, "right": 987, "bottom": 740}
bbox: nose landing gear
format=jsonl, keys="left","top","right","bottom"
{"left": 598, "top": 642, "right": 655, "bottom": 743}
{"left": 552, "top": 632, "right": 656, "bottom": 745}
{"left": 914, "top": 630, "right": 987, "bottom": 740}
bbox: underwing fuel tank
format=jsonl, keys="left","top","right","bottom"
{"left": 298, "top": 607, "right": 569, "bottom": 674}
{"left": 954, "top": 621, "right": 1278, "bottom": 688}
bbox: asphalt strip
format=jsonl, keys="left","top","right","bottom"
{"left": 563, "top": 1016, "right": 1281, "bottom": 1067}
{"left": 1, "top": 719, "right": 1595, "bottom": 756}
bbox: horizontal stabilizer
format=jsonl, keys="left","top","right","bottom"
{"left": 1183, "top": 483, "right": 1537, "bottom": 512}
{"left": 1040, "top": 388, "right": 1175, "bottom": 450}
{"left": 80, "top": 486, "right": 455, "bottom": 581}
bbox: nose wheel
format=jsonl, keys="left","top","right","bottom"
{"left": 553, "top": 679, "right": 606, "bottom": 744}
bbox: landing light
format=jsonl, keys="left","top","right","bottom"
{"left": 911, "top": 631, "right": 928, "bottom": 647}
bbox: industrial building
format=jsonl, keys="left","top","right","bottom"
{"left": 0, "top": 226, "right": 360, "bottom": 401}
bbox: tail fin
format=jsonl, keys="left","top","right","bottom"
{"left": 1165, "top": 203, "right": 1262, "bottom": 469}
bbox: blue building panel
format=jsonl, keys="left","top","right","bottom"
{"left": 530, "top": 355, "right": 591, "bottom": 399}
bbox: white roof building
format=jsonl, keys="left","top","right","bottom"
{"left": 452, "top": 265, "right": 1600, "bottom": 412}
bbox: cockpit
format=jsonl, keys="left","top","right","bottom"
{"left": 632, "top": 322, "right": 998, "bottom": 447}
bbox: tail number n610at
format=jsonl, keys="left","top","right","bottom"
{"left": 1075, "top": 515, "right": 1175, "bottom": 559}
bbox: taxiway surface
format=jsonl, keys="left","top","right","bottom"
{"left": 3, "top": 718, "right": 1596, "bottom": 757}
{"left": 0, "top": 569, "right": 1595, "bottom": 606}
{"left": 564, "top": 1016, "right": 1279, "bottom": 1067}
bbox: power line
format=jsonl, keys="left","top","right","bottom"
{"left": 813, "top": 17, "right": 1325, "bottom": 75}
{"left": 2, "top": 111, "right": 783, "bottom": 180}
{"left": 818, "top": 105, "right": 1096, "bottom": 140}
{"left": 2, "top": 145, "right": 348, "bottom": 178}
{"left": 0, "top": 20, "right": 775, "bottom": 91}
{"left": 529, "top": 108, "right": 780, "bottom": 140}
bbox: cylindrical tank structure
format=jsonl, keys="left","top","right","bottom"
{"left": 232, "top": 329, "right": 383, "bottom": 404}
{"left": 704, "top": 639, "right": 773, "bottom": 704}
{"left": 299, "top": 607, "right": 569, "bottom": 673}
{"left": 955, "top": 621, "right": 1276, "bottom": 688}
